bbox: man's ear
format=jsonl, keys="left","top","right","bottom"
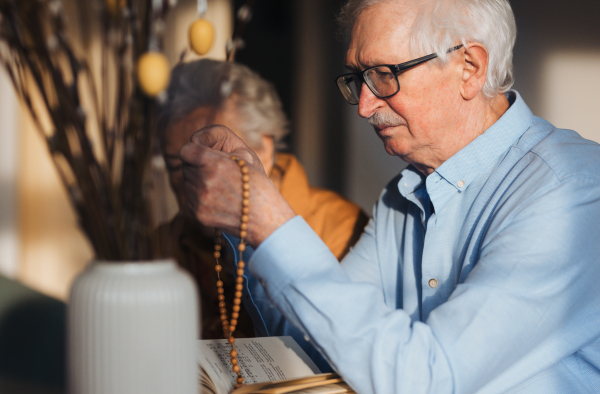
{"left": 459, "top": 43, "right": 489, "bottom": 100}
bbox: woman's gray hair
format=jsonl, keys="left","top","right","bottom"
{"left": 157, "top": 59, "right": 289, "bottom": 150}
{"left": 337, "top": 0, "right": 517, "bottom": 98}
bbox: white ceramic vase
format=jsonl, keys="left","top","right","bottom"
{"left": 67, "top": 259, "right": 199, "bottom": 394}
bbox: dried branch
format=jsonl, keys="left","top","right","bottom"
{"left": 0, "top": 0, "right": 176, "bottom": 261}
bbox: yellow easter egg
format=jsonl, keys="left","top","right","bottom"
{"left": 136, "top": 52, "right": 171, "bottom": 97}
{"left": 189, "top": 18, "right": 215, "bottom": 55}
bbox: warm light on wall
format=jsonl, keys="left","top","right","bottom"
{"left": 539, "top": 50, "right": 600, "bottom": 143}
{"left": 0, "top": 68, "right": 19, "bottom": 279}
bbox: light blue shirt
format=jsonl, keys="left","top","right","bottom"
{"left": 231, "top": 91, "right": 600, "bottom": 393}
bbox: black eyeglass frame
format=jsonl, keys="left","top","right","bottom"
{"left": 335, "top": 44, "right": 464, "bottom": 105}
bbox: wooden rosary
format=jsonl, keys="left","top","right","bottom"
{"left": 213, "top": 155, "right": 250, "bottom": 387}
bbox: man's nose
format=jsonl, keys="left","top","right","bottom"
{"left": 357, "top": 82, "right": 383, "bottom": 119}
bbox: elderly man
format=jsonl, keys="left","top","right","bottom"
{"left": 157, "top": 59, "right": 368, "bottom": 338}
{"left": 180, "top": 0, "right": 600, "bottom": 392}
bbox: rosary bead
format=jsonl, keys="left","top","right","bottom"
{"left": 214, "top": 155, "right": 250, "bottom": 385}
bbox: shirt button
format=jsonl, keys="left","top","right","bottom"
{"left": 428, "top": 278, "right": 438, "bottom": 288}
{"left": 457, "top": 180, "right": 465, "bottom": 188}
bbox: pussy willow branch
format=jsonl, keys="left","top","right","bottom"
{"left": 0, "top": 0, "right": 174, "bottom": 260}
{"left": 226, "top": 0, "right": 256, "bottom": 62}
{"left": 204, "top": 0, "right": 256, "bottom": 127}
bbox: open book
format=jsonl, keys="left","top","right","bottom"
{"left": 197, "top": 336, "right": 355, "bottom": 394}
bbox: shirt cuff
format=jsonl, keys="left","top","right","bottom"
{"left": 248, "top": 215, "right": 338, "bottom": 299}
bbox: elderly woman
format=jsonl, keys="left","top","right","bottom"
{"left": 156, "top": 59, "right": 368, "bottom": 339}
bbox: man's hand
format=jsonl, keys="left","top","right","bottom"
{"left": 179, "top": 125, "right": 296, "bottom": 247}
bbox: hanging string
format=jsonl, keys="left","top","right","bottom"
{"left": 197, "top": 0, "right": 208, "bottom": 17}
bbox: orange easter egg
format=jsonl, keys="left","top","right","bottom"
{"left": 189, "top": 18, "right": 215, "bottom": 55}
{"left": 136, "top": 52, "right": 171, "bottom": 97}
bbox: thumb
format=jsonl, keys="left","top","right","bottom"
{"left": 189, "top": 124, "right": 261, "bottom": 168}
{"left": 190, "top": 124, "right": 246, "bottom": 153}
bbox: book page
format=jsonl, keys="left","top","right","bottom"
{"left": 198, "top": 336, "right": 321, "bottom": 394}
{"left": 232, "top": 374, "right": 354, "bottom": 394}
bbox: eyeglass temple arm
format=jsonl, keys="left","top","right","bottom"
{"left": 394, "top": 44, "right": 464, "bottom": 72}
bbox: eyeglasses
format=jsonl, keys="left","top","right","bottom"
{"left": 335, "top": 44, "right": 463, "bottom": 105}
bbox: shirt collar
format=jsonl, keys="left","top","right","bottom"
{"left": 398, "top": 91, "right": 535, "bottom": 212}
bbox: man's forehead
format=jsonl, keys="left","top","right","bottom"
{"left": 345, "top": 2, "right": 417, "bottom": 69}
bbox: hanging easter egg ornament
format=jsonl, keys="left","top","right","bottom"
{"left": 189, "top": 18, "right": 215, "bottom": 55}
{"left": 189, "top": 0, "right": 214, "bottom": 56}
{"left": 136, "top": 52, "right": 171, "bottom": 97}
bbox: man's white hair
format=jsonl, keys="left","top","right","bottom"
{"left": 337, "top": 0, "right": 517, "bottom": 98}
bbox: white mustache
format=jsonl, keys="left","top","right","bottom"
{"left": 368, "top": 110, "right": 404, "bottom": 128}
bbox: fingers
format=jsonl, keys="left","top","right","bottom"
{"left": 180, "top": 124, "right": 261, "bottom": 171}
{"left": 190, "top": 124, "right": 243, "bottom": 152}
{"left": 178, "top": 123, "right": 295, "bottom": 246}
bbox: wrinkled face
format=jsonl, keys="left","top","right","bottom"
{"left": 162, "top": 101, "right": 272, "bottom": 210}
{"left": 346, "top": 2, "right": 464, "bottom": 171}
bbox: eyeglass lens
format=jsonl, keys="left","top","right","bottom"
{"left": 337, "top": 66, "right": 400, "bottom": 104}
{"left": 365, "top": 66, "right": 399, "bottom": 97}
{"left": 336, "top": 75, "right": 362, "bottom": 104}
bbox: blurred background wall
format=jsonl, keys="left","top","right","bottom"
{"left": 0, "top": 0, "right": 598, "bottom": 300}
